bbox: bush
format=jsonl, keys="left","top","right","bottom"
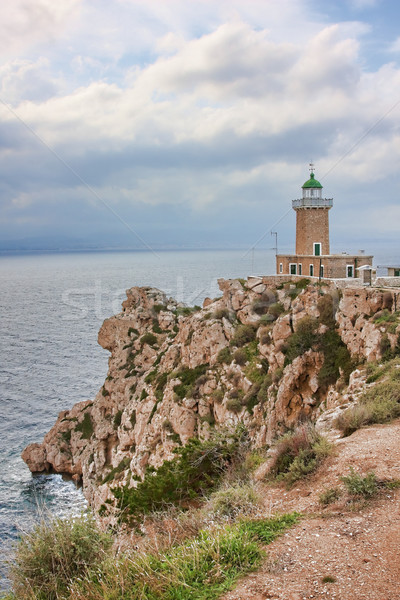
{"left": 226, "top": 397, "right": 243, "bottom": 413}
{"left": 340, "top": 468, "right": 378, "bottom": 497}
{"left": 211, "top": 388, "right": 224, "bottom": 403}
{"left": 217, "top": 347, "right": 232, "bottom": 365}
{"left": 335, "top": 379, "right": 400, "bottom": 436}
{"left": 230, "top": 324, "right": 257, "bottom": 347}
{"left": 209, "top": 482, "right": 261, "bottom": 517}
{"left": 113, "top": 410, "right": 122, "bottom": 428}
{"left": 113, "top": 428, "right": 247, "bottom": 520}
{"left": 268, "top": 302, "right": 285, "bottom": 320}
{"left": 283, "top": 316, "right": 319, "bottom": 365}
{"left": 153, "top": 304, "right": 166, "bottom": 314}
{"left": 269, "top": 423, "right": 331, "bottom": 486}
{"left": 141, "top": 332, "right": 158, "bottom": 347}
{"left": 173, "top": 364, "right": 208, "bottom": 400}
{"left": 75, "top": 412, "right": 93, "bottom": 440}
{"left": 10, "top": 513, "right": 112, "bottom": 600}
{"left": 152, "top": 319, "right": 164, "bottom": 334}
{"left": 233, "top": 348, "right": 247, "bottom": 365}
{"left": 319, "top": 486, "right": 342, "bottom": 505}
{"left": 213, "top": 308, "right": 231, "bottom": 320}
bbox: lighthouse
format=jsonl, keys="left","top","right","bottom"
{"left": 293, "top": 165, "right": 332, "bottom": 257}
{"left": 276, "top": 164, "right": 373, "bottom": 279}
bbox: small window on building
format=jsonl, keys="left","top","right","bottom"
{"left": 346, "top": 265, "right": 354, "bottom": 278}
{"left": 309, "top": 264, "right": 314, "bottom": 277}
{"left": 319, "top": 264, "right": 324, "bottom": 278}
{"left": 314, "top": 243, "right": 321, "bottom": 256}
{"left": 290, "top": 263, "right": 297, "bottom": 275}
{"left": 279, "top": 263, "right": 283, "bottom": 273}
{"left": 395, "top": 269, "right": 400, "bottom": 277}
{"left": 298, "top": 264, "right": 302, "bottom": 275}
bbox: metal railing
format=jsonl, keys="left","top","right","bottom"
{"left": 292, "top": 198, "right": 333, "bottom": 209}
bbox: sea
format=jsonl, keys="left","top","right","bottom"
{"left": 0, "top": 248, "right": 274, "bottom": 591}
{"left": 0, "top": 246, "right": 397, "bottom": 591}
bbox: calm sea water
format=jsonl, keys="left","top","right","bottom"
{"left": 0, "top": 248, "right": 274, "bottom": 590}
{"left": 0, "top": 246, "right": 398, "bottom": 590}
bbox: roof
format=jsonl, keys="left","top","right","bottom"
{"left": 302, "top": 172, "right": 322, "bottom": 189}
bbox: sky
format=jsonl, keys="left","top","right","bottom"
{"left": 0, "top": 0, "right": 400, "bottom": 253}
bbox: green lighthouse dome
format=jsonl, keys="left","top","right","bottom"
{"left": 302, "top": 172, "right": 323, "bottom": 189}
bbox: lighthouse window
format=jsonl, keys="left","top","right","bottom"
{"left": 346, "top": 265, "right": 354, "bottom": 278}
{"left": 289, "top": 263, "right": 297, "bottom": 275}
{"left": 309, "top": 264, "right": 314, "bottom": 277}
{"left": 395, "top": 269, "right": 400, "bottom": 277}
{"left": 314, "top": 243, "right": 321, "bottom": 256}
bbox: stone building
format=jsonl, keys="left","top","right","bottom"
{"left": 276, "top": 167, "right": 373, "bottom": 279}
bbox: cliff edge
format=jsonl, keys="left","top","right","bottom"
{"left": 22, "top": 277, "right": 400, "bottom": 515}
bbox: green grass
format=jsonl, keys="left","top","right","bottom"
{"left": 8, "top": 512, "right": 112, "bottom": 600}
{"left": 67, "top": 514, "right": 299, "bottom": 600}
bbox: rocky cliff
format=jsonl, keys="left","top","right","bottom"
{"left": 22, "top": 277, "right": 400, "bottom": 514}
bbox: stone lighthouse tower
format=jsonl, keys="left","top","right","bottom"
{"left": 293, "top": 165, "right": 332, "bottom": 257}
{"left": 276, "top": 164, "right": 373, "bottom": 278}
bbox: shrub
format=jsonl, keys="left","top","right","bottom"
{"left": 75, "top": 412, "right": 93, "bottom": 440}
{"left": 319, "top": 486, "right": 342, "bottom": 505}
{"left": 209, "top": 482, "right": 261, "bottom": 517}
{"left": 259, "top": 328, "right": 272, "bottom": 345}
{"left": 211, "top": 388, "right": 224, "bottom": 403}
{"left": 9, "top": 512, "right": 112, "bottom": 600}
{"left": 317, "top": 293, "right": 336, "bottom": 328}
{"left": 153, "top": 304, "right": 166, "bottom": 314}
{"left": 322, "top": 575, "right": 337, "bottom": 584}
{"left": 230, "top": 324, "right": 257, "bottom": 347}
{"left": 268, "top": 302, "right": 285, "bottom": 320}
{"left": 233, "top": 348, "right": 247, "bottom": 365}
{"left": 152, "top": 319, "right": 164, "bottom": 334}
{"left": 217, "top": 347, "right": 232, "bottom": 365}
{"left": 269, "top": 423, "right": 331, "bottom": 486}
{"left": 173, "top": 364, "right": 208, "bottom": 400}
{"left": 317, "top": 330, "right": 354, "bottom": 389}
{"left": 213, "top": 308, "right": 231, "bottom": 320}
{"left": 113, "top": 428, "right": 247, "bottom": 520}
{"left": 141, "top": 332, "right": 158, "bottom": 347}
{"left": 334, "top": 379, "right": 400, "bottom": 436}
{"left": 113, "top": 410, "right": 122, "bottom": 428}
{"left": 340, "top": 468, "right": 377, "bottom": 497}
{"left": 283, "top": 316, "right": 319, "bottom": 365}
{"left": 226, "top": 397, "right": 243, "bottom": 413}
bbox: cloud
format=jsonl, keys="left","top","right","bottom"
{"left": 0, "top": 1, "right": 81, "bottom": 57}
{"left": 1, "top": 1, "right": 400, "bottom": 250}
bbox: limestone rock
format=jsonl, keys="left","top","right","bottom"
{"left": 21, "top": 279, "right": 400, "bottom": 519}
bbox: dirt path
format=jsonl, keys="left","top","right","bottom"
{"left": 223, "top": 420, "right": 400, "bottom": 600}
